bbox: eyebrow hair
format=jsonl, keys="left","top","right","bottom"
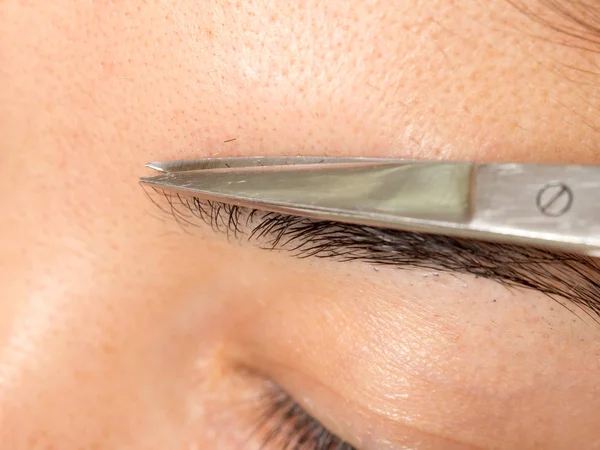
{"left": 508, "top": 0, "right": 600, "bottom": 51}
{"left": 152, "top": 189, "right": 600, "bottom": 321}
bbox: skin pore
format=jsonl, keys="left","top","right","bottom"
{"left": 1, "top": 0, "right": 600, "bottom": 448}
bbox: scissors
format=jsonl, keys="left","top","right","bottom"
{"left": 139, "top": 156, "right": 600, "bottom": 256}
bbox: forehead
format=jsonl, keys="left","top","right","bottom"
{"left": 5, "top": 1, "right": 600, "bottom": 172}
{"left": 180, "top": 0, "right": 600, "bottom": 164}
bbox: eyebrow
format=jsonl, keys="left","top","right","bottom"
{"left": 153, "top": 189, "right": 600, "bottom": 321}
{"left": 509, "top": 0, "right": 600, "bottom": 51}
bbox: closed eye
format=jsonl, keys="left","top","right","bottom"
{"left": 254, "top": 382, "right": 356, "bottom": 450}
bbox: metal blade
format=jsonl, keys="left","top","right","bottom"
{"left": 144, "top": 156, "right": 412, "bottom": 173}
{"left": 141, "top": 160, "right": 474, "bottom": 225}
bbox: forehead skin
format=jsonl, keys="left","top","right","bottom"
{"left": 1, "top": 1, "right": 600, "bottom": 449}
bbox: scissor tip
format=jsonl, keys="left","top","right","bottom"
{"left": 145, "top": 161, "right": 169, "bottom": 173}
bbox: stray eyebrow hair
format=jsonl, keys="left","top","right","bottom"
{"left": 149, "top": 189, "right": 600, "bottom": 321}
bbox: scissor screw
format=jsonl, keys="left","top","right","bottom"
{"left": 536, "top": 182, "right": 573, "bottom": 217}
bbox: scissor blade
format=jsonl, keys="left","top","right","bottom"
{"left": 140, "top": 159, "right": 600, "bottom": 256}
{"left": 145, "top": 156, "right": 410, "bottom": 173}
{"left": 140, "top": 161, "right": 473, "bottom": 224}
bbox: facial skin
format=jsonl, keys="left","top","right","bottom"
{"left": 2, "top": 1, "right": 600, "bottom": 448}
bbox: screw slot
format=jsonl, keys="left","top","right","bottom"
{"left": 536, "top": 182, "right": 573, "bottom": 217}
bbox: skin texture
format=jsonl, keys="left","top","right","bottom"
{"left": 1, "top": 1, "right": 600, "bottom": 448}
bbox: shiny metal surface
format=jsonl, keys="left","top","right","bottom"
{"left": 471, "top": 164, "right": 600, "bottom": 254}
{"left": 145, "top": 156, "right": 411, "bottom": 173}
{"left": 140, "top": 157, "right": 600, "bottom": 256}
{"left": 142, "top": 161, "right": 473, "bottom": 223}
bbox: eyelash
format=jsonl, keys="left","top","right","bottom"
{"left": 255, "top": 384, "right": 356, "bottom": 450}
